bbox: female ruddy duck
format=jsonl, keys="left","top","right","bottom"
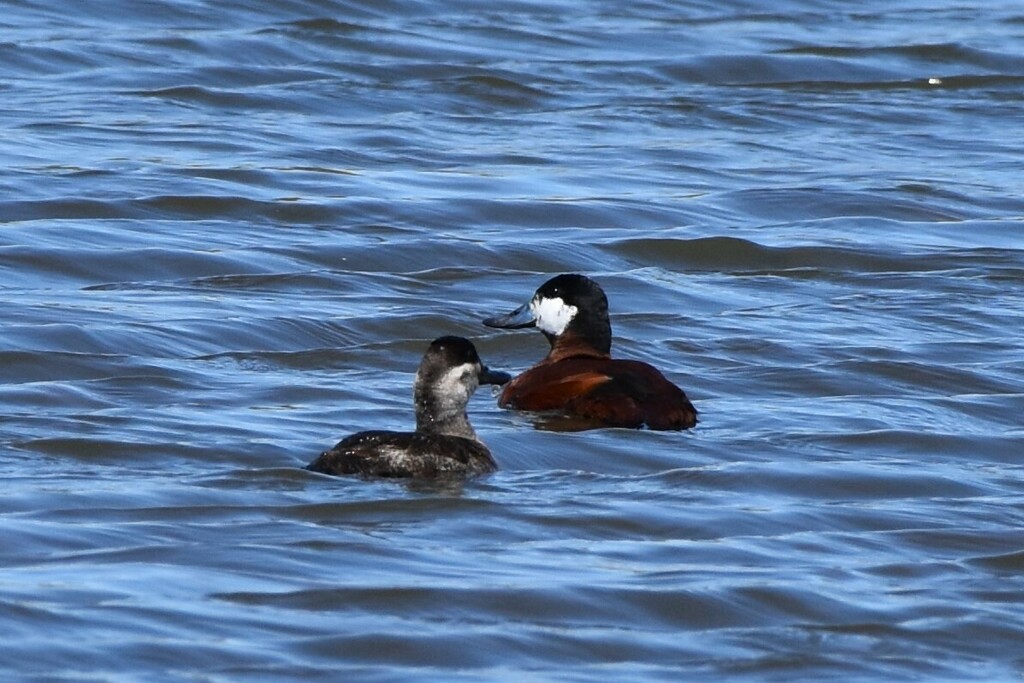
{"left": 307, "top": 336, "right": 510, "bottom": 478}
{"left": 483, "top": 274, "right": 697, "bottom": 430}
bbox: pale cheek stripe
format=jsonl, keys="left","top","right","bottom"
{"left": 441, "top": 364, "right": 476, "bottom": 390}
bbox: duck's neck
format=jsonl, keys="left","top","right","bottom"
{"left": 544, "top": 329, "right": 612, "bottom": 363}
{"left": 415, "top": 393, "right": 478, "bottom": 440}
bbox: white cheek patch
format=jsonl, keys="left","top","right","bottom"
{"left": 530, "top": 296, "right": 578, "bottom": 336}
{"left": 438, "top": 363, "right": 477, "bottom": 397}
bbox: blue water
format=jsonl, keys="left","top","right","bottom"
{"left": 2, "top": 1, "right": 1024, "bottom": 680}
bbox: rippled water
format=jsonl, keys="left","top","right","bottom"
{"left": 3, "top": 1, "right": 1024, "bottom": 679}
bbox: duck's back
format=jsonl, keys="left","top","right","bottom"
{"left": 307, "top": 430, "right": 497, "bottom": 478}
{"left": 499, "top": 357, "right": 697, "bottom": 430}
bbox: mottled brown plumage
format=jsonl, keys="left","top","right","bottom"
{"left": 307, "top": 336, "right": 509, "bottom": 478}
{"left": 308, "top": 430, "right": 496, "bottom": 478}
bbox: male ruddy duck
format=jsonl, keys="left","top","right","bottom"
{"left": 307, "top": 336, "right": 510, "bottom": 478}
{"left": 483, "top": 274, "right": 697, "bottom": 430}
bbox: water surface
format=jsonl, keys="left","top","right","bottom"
{"left": 2, "top": 1, "right": 1024, "bottom": 680}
